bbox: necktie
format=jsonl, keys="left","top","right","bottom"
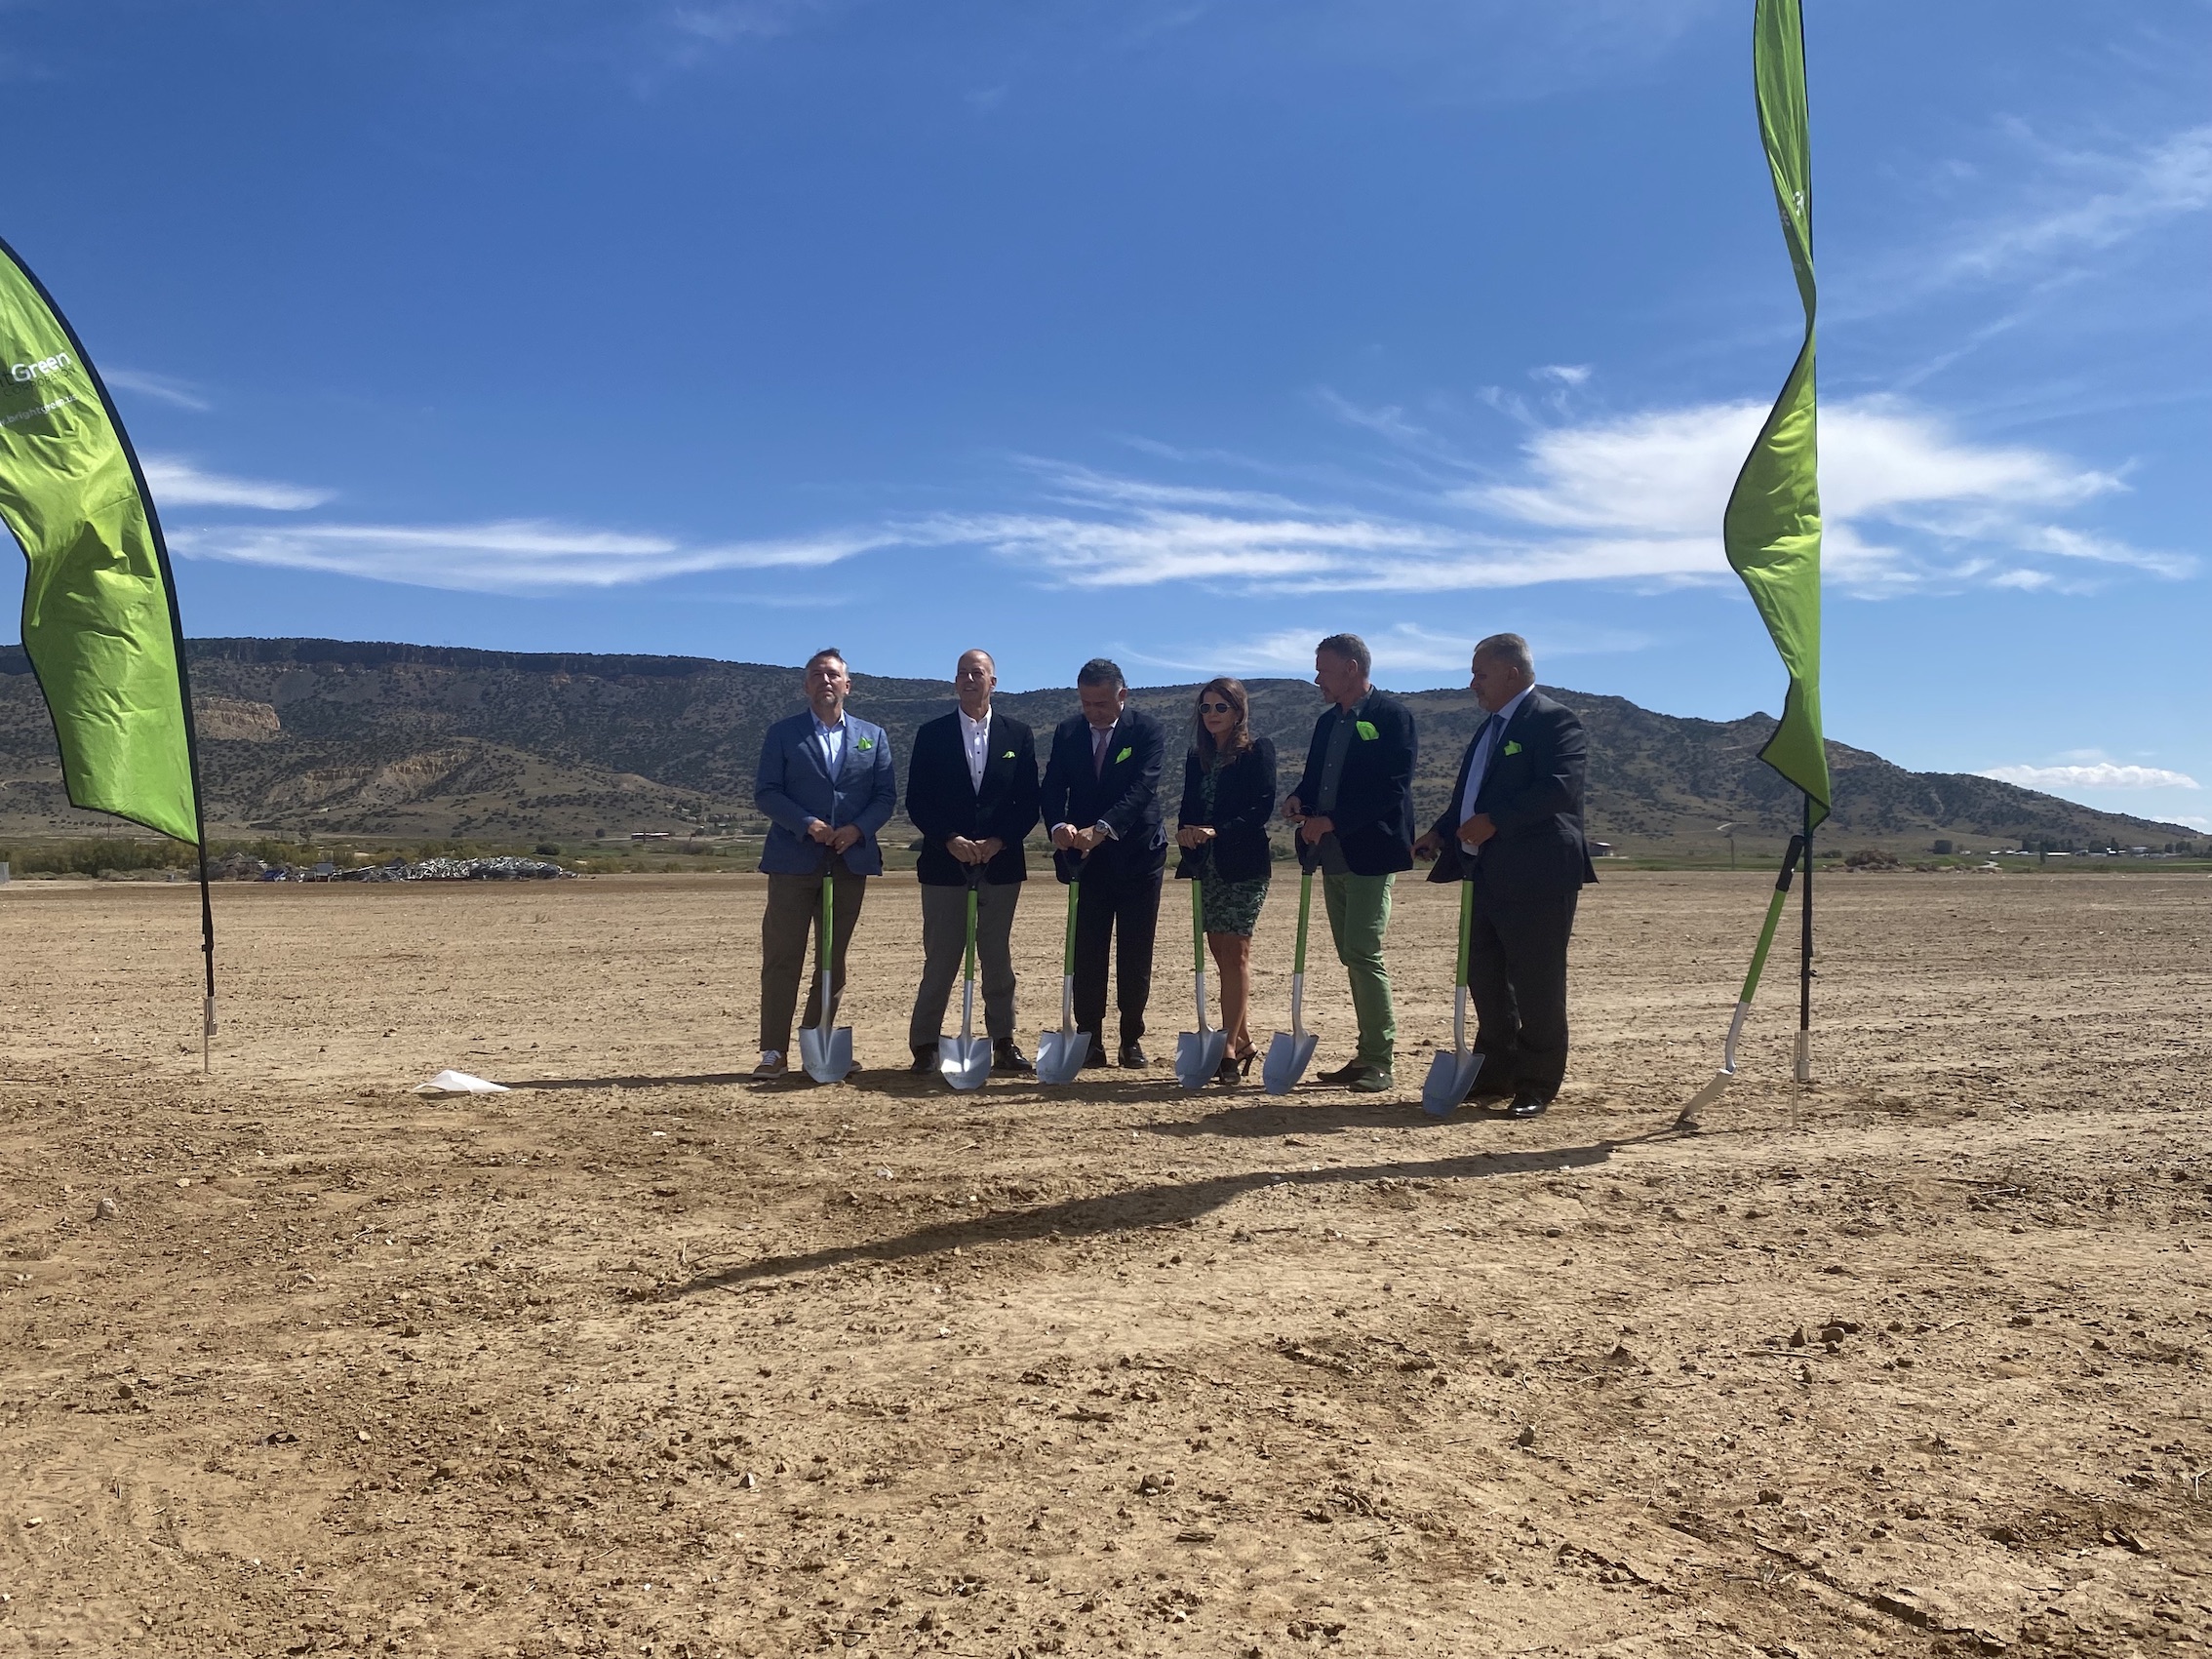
{"left": 1093, "top": 726, "right": 1110, "bottom": 776}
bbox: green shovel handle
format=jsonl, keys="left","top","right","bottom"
{"left": 965, "top": 883, "right": 979, "bottom": 980}
{"left": 1062, "top": 879, "right": 1080, "bottom": 974}
{"left": 1293, "top": 870, "right": 1312, "bottom": 974}
{"left": 1191, "top": 877, "right": 1206, "bottom": 972}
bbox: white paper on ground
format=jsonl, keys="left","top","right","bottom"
{"left": 413, "top": 1069, "right": 509, "bottom": 1095}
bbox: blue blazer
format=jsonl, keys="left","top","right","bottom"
{"left": 754, "top": 709, "right": 898, "bottom": 876}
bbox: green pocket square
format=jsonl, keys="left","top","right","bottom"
{"left": 1116, "top": 746, "right": 1132, "bottom": 764}
{"left": 855, "top": 736, "right": 875, "bottom": 751}
{"left": 1502, "top": 739, "right": 1522, "bottom": 757}
{"left": 1355, "top": 720, "right": 1378, "bottom": 741}
{"left": 1002, "top": 749, "right": 1015, "bottom": 759}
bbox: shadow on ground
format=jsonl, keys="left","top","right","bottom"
{"left": 676, "top": 1131, "right": 1674, "bottom": 1293}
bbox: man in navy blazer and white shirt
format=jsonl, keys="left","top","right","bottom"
{"left": 905, "top": 648, "right": 1042, "bottom": 1073}
{"left": 751, "top": 647, "right": 898, "bottom": 1080}
{"left": 1414, "top": 633, "right": 1597, "bottom": 1118}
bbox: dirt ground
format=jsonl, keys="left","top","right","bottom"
{"left": 2, "top": 869, "right": 2207, "bottom": 1658}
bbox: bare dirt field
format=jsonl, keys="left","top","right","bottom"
{"left": 3, "top": 869, "right": 2208, "bottom": 1658}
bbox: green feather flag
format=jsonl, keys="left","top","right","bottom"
{"left": 0, "top": 232, "right": 217, "bottom": 1059}
{"left": 0, "top": 236, "right": 202, "bottom": 844}
{"left": 1727, "top": 0, "right": 1832, "bottom": 826}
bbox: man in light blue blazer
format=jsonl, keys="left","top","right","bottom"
{"left": 752, "top": 647, "right": 898, "bottom": 1080}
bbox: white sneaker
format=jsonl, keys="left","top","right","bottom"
{"left": 751, "top": 1051, "right": 786, "bottom": 1080}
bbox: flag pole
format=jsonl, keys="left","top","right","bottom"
{"left": 1795, "top": 790, "right": 1812, "bottom": 1084}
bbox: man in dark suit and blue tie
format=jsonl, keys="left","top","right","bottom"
{"left": 1041, "top": 657, "right": 1167, "bottom": 1067}
{"left": 905, "top": 648, "right": 1042, "bottom": 1074}
{"left": 1415, "top": 633, "right": 1597, "bottom": 1118}
{"left": 751, "top": 647, "right": 898, "bottom": 1081}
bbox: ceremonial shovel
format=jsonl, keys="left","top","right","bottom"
{"left": 1262, "top": 867, "right": 1319, "bottom": 1094}
{"left": 1175, "top": 879, "right": 1229, "bottom": 1088}
{"left": 1033, "top": 876, "right": 1090, "bottom": 1084}
{"left": 1420, "top": 880, "right": 1483, "bottom": 1116}
{"left": 1674, "top": 834, "right": 1803, "bottom": 1130}
{"left": 798, "top": 872, "right": 853, "bottom": 1085}
{"left": 938, "top": 867, "right": 991, "bottom": 1091}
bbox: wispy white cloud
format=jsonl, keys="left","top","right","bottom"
{"left": 1130, "top": 620, "right": 1650, "bottom": 681}
{"left": 154, "top": 394, "right": 2179, "bottom": 602}
{"left": 102, "top": 369, "right": 213, "bottom": 413}
{"left": 141, "top": 455, "right": 333, "bottom": 511}
{"left": 1939, "top": 123, "right": 2212, "bottom": 287}
{"left": 1976, "top": 762, "right": 2200, "bottom": 791}
{"left": 169, "top": 520, "right": 893, "bottom": 593}
{"left": 666, "top": 0, "right": 846, "bottom": 44}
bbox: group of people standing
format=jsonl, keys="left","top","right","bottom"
{"left": 748, "top": 631, "right": 1595, "bottom": 1118}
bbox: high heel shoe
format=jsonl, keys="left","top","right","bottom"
{"left": 1216, "top": 1047, "right": 1257, "bottom": 1084}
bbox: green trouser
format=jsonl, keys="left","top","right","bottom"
{"left": 1323, "top": 871, "right": 1396, "bottom": 1067}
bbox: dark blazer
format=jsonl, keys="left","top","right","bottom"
{"left": 905, "top": 707, "right": 1041, "bottom": 887}
{"left": 753, "top": 709, "right": 897, "bottom": 876}
{"left": 1040, "top": 704, "right": 1167, "bottom": 883}
{"left": 1427, "top": 690, "right": 1599, "bottom": 896}
{"left": 1288, "top": 691, "right": 1418, "bottom": 877}
{"left": 1174, "top": 735, "right": 1278, "bottom": 884}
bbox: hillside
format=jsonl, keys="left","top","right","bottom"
{"left": 0, "top": 638, "right": 2192, "bottom": 856}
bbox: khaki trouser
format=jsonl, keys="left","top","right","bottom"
{"left": 760, "top": 862, "right": 867, "bottom": 1055}
{"left": 908, "top": 878, "right": 1021, "bottom": 1050}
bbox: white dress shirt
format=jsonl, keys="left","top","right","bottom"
{"left": 1457, "top": 684, "right": 1535, "bottom": 851}
{"left": 959, "top": 706, "right": 991, "bottom": 792}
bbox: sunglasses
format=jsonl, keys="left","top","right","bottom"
{"left": 1198, "top": 699, "right": 1234, "bottom": 714}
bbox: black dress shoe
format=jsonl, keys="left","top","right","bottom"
{"left": 994, "top": 1039, "right": 1034, "bottom": 1074}
{"left": 1120, "top": 1042, "right": 1150, "bottom": 1068}
{"left": 1317, "top": 1059, "right": 1365, "bottom": 1086}
{"left": 909, "top": 1047, "right": 938, "bottom": 1074}
{"left": 1078, "top": 1038, "right": 1111, "bottom": 1069}
{"left": 1507, "top": 1087, "right": 1553, "bottom": 1119}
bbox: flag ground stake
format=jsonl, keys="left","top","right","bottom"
{"left": 1674, "top": 833, "right": 1804, "bottom": 1131}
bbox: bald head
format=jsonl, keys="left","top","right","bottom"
{"left": 954, "top": 649, "right": 997, "bottom": 718}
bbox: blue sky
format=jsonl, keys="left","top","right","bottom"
{"left": 3, "top": 1, "right": 2207, "bottom": 828}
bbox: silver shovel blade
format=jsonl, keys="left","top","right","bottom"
{"left": 799, "top": 1026, "right": 852, "bottom": 1085}
{"left": 1419, "top": 1048, "right": 1482, "bottom": 1117}
{"left": 1034, "top": 1029, "right": 1090, "bottom": 1085}
{"left": 939, "top": 1036, "right": 992, "bottom": 1092}
{"left": 1261, "top": 1030, "right": 1318, "bottom": 1095}
{"left": 1672, "top": 1070, "right": 1731, "bottom": 1131}
{"left": 1175, "top": 1030, "right": 1228, "bottom": 1089}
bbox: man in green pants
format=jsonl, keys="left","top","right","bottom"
{"left": 1282, "top": 633, "right": 1418, "bottom": 1092}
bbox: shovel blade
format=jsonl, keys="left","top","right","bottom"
{"left": 1419, "top": 1048, "right": 1482, "bottom": 1117}
{"left": 1673, "top": 1070, "right": 1731, "bottom": 1131}
{"left": 1034, "top": 1028, "right": 1090, "bottom": 1085}
{"left": 1175, "top": 1030, "right": 1228, "bottom": 1089}
{"left": 1261, "top": 1030, "right": 1318, "bottom": 1095}
{"left": 938, "top": 1036, "right": 992, "bottom": 1092}
{"left": 799, "top": 1026, "right": 852, "bottom": 1085}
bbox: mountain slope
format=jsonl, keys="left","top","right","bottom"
{"left": 0, "top": 638, "right": 2191, "bottom": 854}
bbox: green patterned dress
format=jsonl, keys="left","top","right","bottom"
{"left": 1194, "top": 763, "right": 1269, "bottom": 936}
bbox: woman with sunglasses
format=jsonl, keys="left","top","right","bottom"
{"left": 1174, "top": 678, "right": 1277, "bottom": 1081}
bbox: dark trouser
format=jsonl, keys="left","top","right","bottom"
{"left": 760, "top": 862, "right": 867, "bottom": 1055}
{"left": 1073, "top": 863, "right": 1164, "bottom": 1047}
{"left": 1466, "top": 885, "right": 1580, "bottom": 1096}
{"left": 909, "top": 878, "right": 1021, "bottom": 1050}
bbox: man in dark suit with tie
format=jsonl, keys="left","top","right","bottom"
{"left": 1040, "top": 657, "right": 1167, "bottom": 1067}
{"left": 1415, "top": 633, "right": 1597, "bottom": 1118}
{"left": 905, "top": 648, "right": 1042, "bottom": 1074}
